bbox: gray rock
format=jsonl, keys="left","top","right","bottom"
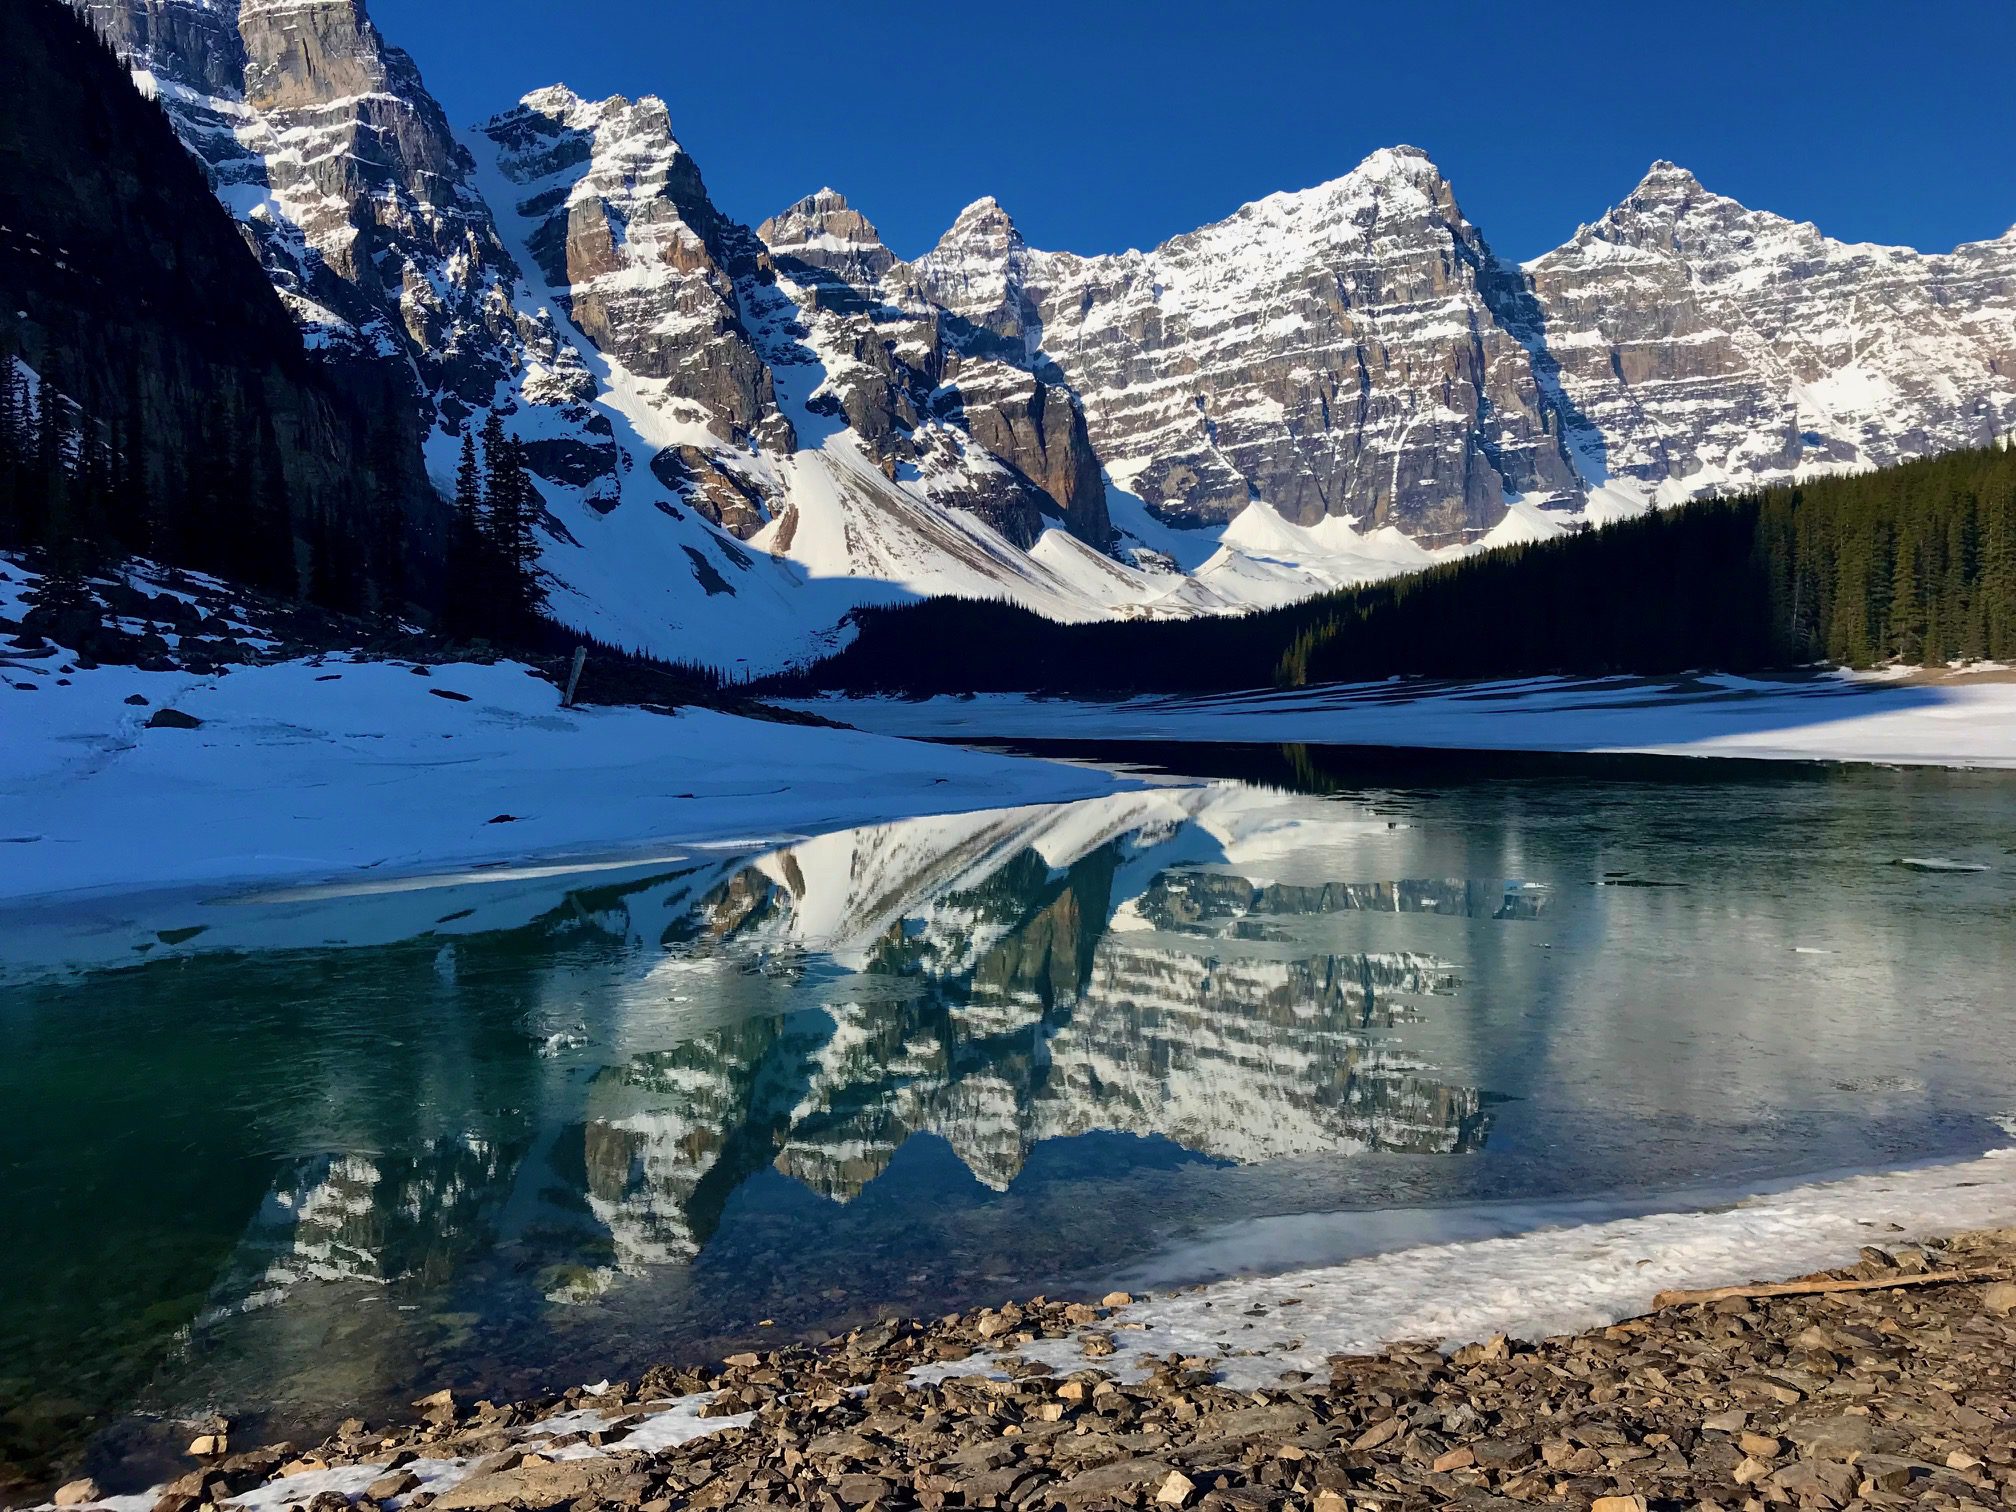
{"left": 483, "top": 89, "right": 781, "bottom": 452}
{"left": 364, "top": 1470, "right": 421, "bottom": 1501}
{"left": 428, "top": 1456, "right": 641, "bottom": 1511}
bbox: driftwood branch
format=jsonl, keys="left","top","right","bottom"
{"left": 1650, "top": 1267, "right": 2006, "bottom": 1310}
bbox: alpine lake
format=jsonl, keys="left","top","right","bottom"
{"left": 4, "top": 742, "right": 2013, "bottom": 1497}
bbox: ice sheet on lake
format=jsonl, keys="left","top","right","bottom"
{"left": 936, "top": 1147, "right": 2016, "bottom": 1389}
{"left": 0, "top": 648, "right": 1135, "bottom": 905}
{"left": 795, "top": 671, "right": 2016, "bottom": 769}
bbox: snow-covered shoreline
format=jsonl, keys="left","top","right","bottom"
{"left": 1028, "top": 1143, "right": 2016, "bottom": 1386}
{"left": 34, "top": 1143, "right": 2016, "bottom": 1512}
{"left": 0, "top": 654, "right": 1136, "bottom": 907}
{"left": 791, "top": 670, "right": 2016, "bottom": 769}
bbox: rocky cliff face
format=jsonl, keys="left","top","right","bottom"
{"left": 1521, "top": 163, "right": 2016, "bottom": 510}
{"left": 4, "top": 0, "right": 427, "bottom": 572}
{"left": 481, "top": 87, "right": 786, "bottom": 457}
{"left": 759, "top": 188, "right": 898, "bottom": 288}
{"left": 744, "top": 186, "right": 1113, "bottom": 548}
{"left": 905, "top": 152, "right": 1583, "bottom": 542}
{"left": 72, "top": 0, "right": 615, "bottom": 503}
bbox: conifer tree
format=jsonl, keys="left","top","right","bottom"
{"left": 23, "top": 380, "right": 101, "bottom": 641}
{"left": 305, "top": 501, "right": 364, "bottom": 613}
{"left": 0, "top": 357, "right": 21, "bottom": 546}
{"left": 1983, "top": 484, "right": 2016, "bottom": 659}
{"left": 444, "top": 427, "right": 486, "bottom": 636}
{"left": 494, "top": 436, "right": 545, "bottom": 625}
{"left": 28, "top": 364, "right": 63, "bottom": 550}
{"left": 113, "top": 363, "right": 150, "bottom": 558}
{"left": 362, "top": 418, "right": 409, "bottom": 619}
{"left": 479, "top": 414, "right": 545, "bottom": 634}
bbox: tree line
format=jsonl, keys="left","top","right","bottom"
{"left": 0, "top": 351, "right": 546, "bottom": 640}
{"left": 771, "top": 443, "right": 2016, "bottom": 697}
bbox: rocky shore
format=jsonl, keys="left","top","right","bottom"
{"left": 47, "top": 1230, "right": 2016, "bottom": 1512}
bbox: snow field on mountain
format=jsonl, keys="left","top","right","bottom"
{"left": 798, "top": 671, "right": 2016, "bottom": 770}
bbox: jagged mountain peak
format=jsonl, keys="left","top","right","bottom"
{"left": 1613, "top": 160, "right": 1742, "bottom": 222}
{"left": 1354, "top": 142, "right": 1443, "bottom": 181}
{"left": 506, "top": 84, "right": 685, "bottom": 152}
{"left": 1541, "top": 159, "right": 1794, "bottom": 265}
{"left": 758, "top": 187, "right": 883, "bottom": 243}
{"left": 1635, "top": 159, "right": 1706, "bottom": 193}
{"left": 515, "top": 81, "right": 590, "bottom": 116}
{"left": 757, "top": 186, "right": 895, "bottom": 287}
{"left": 939, "top": 194, "right": 1021, "bottom": 242}
{"left": 903, "top": 194, "right": 1033, "bottom": 337}
{"left": 477, "top": 79, "right": 777, "bottom": 454}
{"left": 1282, "top": 144, "right": 1450, "bottom": 202}
{"left": 1201, "top": 143, "right": 1466, "bottom": 251}
{"left": 955, "top": 193, "right": 1008, "bottom": 217}
{"left": 483, "top": 83, "right": 751, "bottom": 275}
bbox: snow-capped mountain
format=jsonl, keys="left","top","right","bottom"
{"left": 61, "top": 0, "right": 2016, "bottom": 671}
{"left": 902, "top": 149, "right": 1583, "bottom": 543}
{"left": 72, "top": 0, "right": 602, "bottom": 472}
{"left": 1522, "top": 162, "right": 2016, "bottom": 514}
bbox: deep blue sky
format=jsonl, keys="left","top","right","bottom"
{"left": 376, "top": 0, "right": 2016, "bottom": 263}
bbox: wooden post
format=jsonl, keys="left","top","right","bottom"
{"left": 563, "top": 645, "right": 587, "bottom": 708}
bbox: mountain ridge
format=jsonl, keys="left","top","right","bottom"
{"left": 42, "top": 0, "right": 2016, "bottom": 672}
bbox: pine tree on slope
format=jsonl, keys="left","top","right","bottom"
{"left": 444, "top": 427, "right": 486, "bottom": 636}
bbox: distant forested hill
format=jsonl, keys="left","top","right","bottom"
{"left": 776, "top": 446, "right": 2016, "bottom": 697}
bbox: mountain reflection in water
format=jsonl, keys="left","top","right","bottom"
{"left": 0, "top": 783, "right": 1491, "bottom": 1491}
